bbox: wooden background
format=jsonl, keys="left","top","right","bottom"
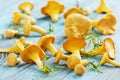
{"left": 0, "top": 0, "right": 120, "bottom": 80}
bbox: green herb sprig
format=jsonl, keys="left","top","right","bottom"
{"left": 48, "top": 22, "right": 54, "bottom": 34}
{"left": 88, "top": 61, "right": 103, "bottom": 73}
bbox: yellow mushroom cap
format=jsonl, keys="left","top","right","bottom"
{"left": 19, "top": 2, "right": 34, "bottom": 11}
{"left": 20, "top": 44, "right": 46, "bottom": 63}
{"left": 37, "top": 34, "right": 55, "bottom": 49}
{"left": 64, "top": 7, "right": 84, "bottom": 19}
{"left": 65, "top": 14, "right": 92, "bottom": 38}
{"left": 41, "top": 0, "right": 64, "bottom": 22}
{"left": 6, "top": 53, "right": 20, "bottom": 67}
{"left": 63, "top": 38, "right": 86, "bottom": 53}
{"left": 5, "top": 29, "right": 18, "bottom": 38}
{"left": 74, "top": 64, "right": 86, "bottom": 75}
{"left": 104, "top": 38, "right": 116, "bottom": 59}
{"left": 96, "top": 13, "right": 116, "bottom": 35}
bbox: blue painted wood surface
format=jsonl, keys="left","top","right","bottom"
{"left": 0, "top": 0, "right": 120, "bottom": 80}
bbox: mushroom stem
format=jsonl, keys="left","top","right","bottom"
{"left": 19, "top": 37, "right": 32, "bottom": 46}
{"left": 106, "top": 59, "right": 120, "bottom": 67}
{"left": 0, "top": 39, "right": 24, "bottom": 53}
{"left": 0, "top": 46, "right": 19, "bottom": 53}
{"left": 90, "top": 44, "right": 106, "bottom": 56}
{"left": 61, "top": 54, "right": 69, "bottom": 60}
{"left": 30, "top": 53, "right": 50, "bottom": 72}
{"left": 92, "top": 20, "right": 98, "bottom": 27}
{"left": 55, "top": 48, "right": 69, "bottom": 64}
{"left": 45, "top": 43, "right": 57, "bottom": 56}
{"left": 24, "top": 7, "right": 31, "bottom": 15}
{"left": 100, "top": 53, "right": 120, "bottom": 67}
{"left": 31, "top": 25, "right": 47, "bottom": 35}
{"left": 50, "top": 13, "right": 58, "bottom": 22}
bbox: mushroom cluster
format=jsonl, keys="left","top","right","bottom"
{"left": 1, "top": 0, "right": 119, "bottom": 76}
{"left": 5, "top": 1, "right": 47, "bottom": 38}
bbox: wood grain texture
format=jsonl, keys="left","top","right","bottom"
{"left": 0, "top": 0, "right": 120, "bottom": 80}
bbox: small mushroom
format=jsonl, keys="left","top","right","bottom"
{"left": 99, "top": 52, "right": 120, "bottom": 67}
{"left": 0, "top": 39, "right": 24, "bottom": 53}
{"left": 90, "top": 38, "right": 116, "bottom": 60}
{"left": 92, "top": 13, "right": 116, "bottom": 35}
{"left": 23, "top": 19, "right": 47, "bottom": 36}
{"left": 13, "top": 11, "right": 36, "bottom": 25}
{"left": 55, "top": 48, "right": 69, "bottom": 64}
{"left": 63, "top": 38, "right": 86, "bottom": 69}
{"left": 55, "top": 48, "right": 89, "bottom": 67}
{"left": 5, "top": 29, "right": 18, "bottom": 38}
{"left": 37, "top": 34, "right": 57, "bottom": 56}
{"left": 20, "top": 44, "right": 51, "bottom": 72}
{"left": 64, "top": 7, "right": 84, "bottom": 19}
{"left": 19, "top": 2, "right": 34, "bottom": 15}
{"left": 95, "top": 0, "right": 111, "bottom": 13}
{"left": 19, "top": 36, "right": 33, "bottom": 46}
{"left": 74, "top": 64, "right": 86, "bottom": 75}
{"left": 41, "top": 0, "right": 64, "bottom": 22}
{"left": 6, "top": 53, "right": 20, "bottom": 67}
{"left": 65, "top": 14, "right": 92, "bottom": 39}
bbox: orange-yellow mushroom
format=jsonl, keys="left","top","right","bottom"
{"left": 37, "top": 34, "right": 57, "bottom": 56}
{"left": 63, "top": 38, "right": 86, "bottom": 69}
{"left": 90, "top": 38, "right": 116, "bottom": 60}
{"left": 74, "top": 64, "right": 86, "bottom": 75}
{"left": 13, "top": 11, "right": 36, "bottom": 25}
{"left": 5, "top": 29, "right": 18, "bottom": 38}
{"left": 0, "top": 39, "right": 24, "bottom": 53}
{"left": 55, "top": 48, "right": 89, "bottom": 67}
{"left": 92, "top": 13, "right": 116, "bottom": 35}
{"left": 64, "top": 7, "right": 84, "bottom": 19}
{"left": 41, "top": 0, "right": 64, "bottom": 22}
{"left": 19, "top": 36, "right": 32, "bottom": 46}
{"left": 20, "top": 44, "right": 51, "bottom": 72}
{"left": 95, "top": 0, "right": 111, "bottom": 13}
{"left": 65, "top": 14, "right": 92, "bottom": 39}
{"left": 6, "top": 53, "right": 20, "bottom": 67}
{"left": 100, "top": 52, "right": 120, "bottom": 67}
{"left": 23, "top": 19, "right": 47, "bottom": 36}
{"left": 55, "top": 48, "right": 69, "bottom": 64}
{"left": 19, "top": 2, "right": 34, "bottom": 15}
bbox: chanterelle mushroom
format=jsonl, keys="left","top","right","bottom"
{"left": 41, "top": 0, "right": 64, "bottom": 22}
{"left": 19, "top": 2, "right": 34, "bottom": 15}
{"left": 63, "top": 38, "right": 86, "bottom": 69}
{"left": 93, "top": 13, "right": 116, "bottom": 35}
{"left": 19, "top": 36, "right": 32, "bottom": 46}
{"left": 20, "top": 44, "right": 51, "bottom": 72}
{"left": 90, "top": 38, "right": 116, "bottom": 60}
{"left": 6, "top": 53, "right": 20, "bottom": 67}
{"left": 65, "top": 14, "right": 92, "bottom": 39}
{"left": 13, "top": 11, "right": 36, "bottom": 25}
{"left": 99, "top": 52, "right": 120, "bottom": 67}
{"left": 0, "top": 39, "right": 24, "bottom": 53}
{"left": 23, "top": 19, "right": 47, "bottom": 36}
{"left": 95, "top": 0, "right": 111, "bottom": 13}
{"left": 64, "top": 7, "right": 84, "bottom": 19}
{"left": 5, "top": 29, "right": 18, "bottom": 38}
{"left": 37, "top": 34, "right": 57, "bottom": 56}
